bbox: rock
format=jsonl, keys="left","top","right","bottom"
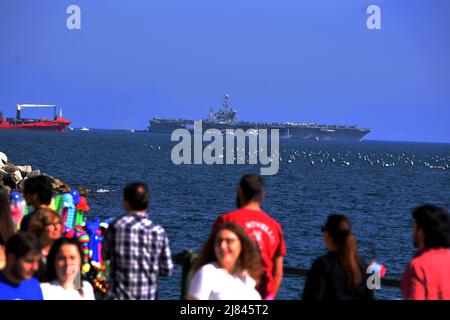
{"left": 4, "top": 164, "right": 18, "bottom": 174}
{"left": 26, "top": 170, "right": 41, "bottom": 179}
{"left": 12, "top": 170, "right": 23, "bottom": 185}
{"left": 18, "top": 176, "right": 27, "bottom": 191}
{"left": 58, "top": 183, "right": 71, "bottom": 193}
{"left": 15, "top": 165, "right": 32, "bottom": 176}
{"left": 0, "top": 152, "right": 7, "bottom": 165}
{"left": 51, "top": 178, "right": 64, "bottom": 189}
{"left": 0, "top": 155, "right": 69, "bottom": 195}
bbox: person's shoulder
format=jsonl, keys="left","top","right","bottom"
{"left": 112, "top": 214, "right": 147, "bottom": 228}
{"left": 219, "top": 210, "right": 237, "bottom": 220}
{"left": 39, "top": 282, "right": 51, "bottom": 289}
{"left": 256, "top": 209, "right": 284, "bottom": 230}
{"left": 222, "top": 208, "right": 263, "bottom": 220}
{"left": 109, "top": 215, "right": 128, "bottom": 226}
{"left": 311, "top": 252, "right": 336, "bottom": 269}
{"left": 194, "top": 263, "right": 223, "bottom": 282}
{"left": 82, "top": 280, "right": 94, "bottom": 292}
{"left": 269, "top": 216, "right": 284, "bottom": 230}
{"left": 39, "top": 281, "right": 56, "bottom": 299}
{"left": 39, "top": 279, "right": 59, "bottom": 289}
{"left": 143, "top": 222, "right": 170, "bottom": 242}
{"left": 146, "top": 221, "right": 166, "bottom": 233}
{"left": 81, "top": 281, "right": 96, "bottom": 300}
{"left": 409, "top": 249, "right": 449, "bottom": 267}
{"left": 202, "top": 262, "right": 219, "bottom": 271}
{"left": 25, "top": 277, "right": 42, "bottom": 287}
{"left": 409, "top": 249, "right": 433, "bottom": 264}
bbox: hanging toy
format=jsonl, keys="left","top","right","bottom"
{"left": 368, "top": 260, "right": 387, "bottom": 277}
{"left": 75, "top": 196, "right": 90, "bottom": 227}
{"left": 92, "top": 260, "right": 109, "bottom": 295}
{"left": 368, "top": 242, "right": 387, "bottom": 278}
{"left": 48, "top": 196, "right": 56, "bottom": 212}
{"left": 61, "top": 193, "right": 76, "bottom": 231}
{"left": 75, "top": 225, "right": 91, "bottom": 274}
{"left": 70, "top": 189, "right": 81, "bottom": 205}
{"left": 53, "top": 194, "right": 63, "bottom": 213}
{"left": 92, "top": 275, "right": 109, "bottom": 295}
{"left": 86, "top": 218, "right": 103, "bottom": 268}
{"left": 75, "top": 211, "right": 83, "bottom": 227}
{"left": 10, "top": 192, "right": 26, "bottom": 230}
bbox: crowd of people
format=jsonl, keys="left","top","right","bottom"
{"left": 0, "top": 174, "right": 449, "bottom": 300}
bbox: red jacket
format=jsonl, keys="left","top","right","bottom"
{"left": 401, "top": 248, "right": 450, "bottom": 300}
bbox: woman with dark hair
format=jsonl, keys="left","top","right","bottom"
{"left": 40, "top": 237, "right": 95, "bottom": 300}
{"left": 302, "top": 214, "right": 374, "bottom": 300}
{"left": 401, "top": 204, "right": 450, "bottom": 300}
{"left": 188, "top": 222, "right": 262, "bottom": 300}
{"left": 0, "top": 189, "right": 16, "bottom": 270}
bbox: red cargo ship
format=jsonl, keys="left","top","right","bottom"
{"left": 0, "top": 104, "right": 71, "bottom": 132}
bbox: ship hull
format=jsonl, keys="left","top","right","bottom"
{"left": 0, "top": 118, "right": 71, "bottom": 133}
{"left": 149, "top": 120, "right": 189, "bottom": 133}
{"left": 287, "top": 126, "right": 370, "bottom": 141}
{"left": 149, "top": 120, "right": 370, "bottom": 141}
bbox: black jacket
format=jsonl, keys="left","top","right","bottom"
{"left": 302, "top": 251, "right": 375, "bottom": 300}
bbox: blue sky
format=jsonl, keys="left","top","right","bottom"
{"left": 1, "top": 0, "right": 449, "bottom": 142}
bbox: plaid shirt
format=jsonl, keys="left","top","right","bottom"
{"left": 102, "top": 213, "right": 173, "bottom": 300}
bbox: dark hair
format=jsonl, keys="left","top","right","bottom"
{"left": 46, "top": 237, "right": 85, "bottom": 295}
{"left": 238, "top": 174, "right": 265, "bottom": 203}
{"left": 123, "top": 182, "right": 149, "bottom": 211}
{"left": 6, "top": 232, "right": 40, "bottom": 258}
{"left": 0, "top": 189, "right": 15, "bottom": 244}
{"left": 192, "top": 222, "right": 262, "bottom": 282}
{"left": 23, "top": 175, "right": 53, "bottom": 206}
{"left": 413, "top": 204, "right": 450, "bottom": 249}
{"left": 322, "top": 214, "right": 362, "bottom": 287}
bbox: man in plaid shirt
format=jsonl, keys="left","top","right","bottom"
{"left": 102, "top": 182, "right": 173, "bottom": 299}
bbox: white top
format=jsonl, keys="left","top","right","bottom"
{"left": 40, "top": 280, "right": 95, "bottom": 300}
{"left": 189, "top": 263, "right": 261, "bottom": 300}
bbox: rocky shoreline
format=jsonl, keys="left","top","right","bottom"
{"left": 0, "top": 151, "right": 70, "bottom": 194}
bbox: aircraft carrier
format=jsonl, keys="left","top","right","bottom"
{"left": 148, "top": 95, "right": 370, "bottom": 141}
